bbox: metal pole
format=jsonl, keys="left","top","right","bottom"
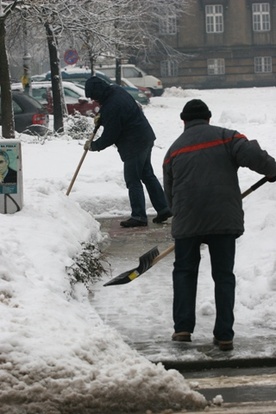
{"left": 21, "top": 11, "right": 31, "bottom": 94}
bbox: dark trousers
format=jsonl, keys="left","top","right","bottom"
{"left": 173, "top": 235, "right": 236, "bottom": 341}
{"left": 123, "top": 145, "right": 169, "bottom": 222}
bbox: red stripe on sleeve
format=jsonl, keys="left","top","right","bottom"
{"left": 163, "top": 133, "right": 246, "bottom": 165}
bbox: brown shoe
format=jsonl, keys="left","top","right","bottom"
{"left": 213, "top": 337, "right": 233, "bottom": 351}
{"left": 172, "top": 331, "right": 191, "bottom": 342}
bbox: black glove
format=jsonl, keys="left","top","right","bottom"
{"left": 267, "top": 175, "right": 276, "bottom": 182}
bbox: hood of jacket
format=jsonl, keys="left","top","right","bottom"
{"left": 85, "top": 76, "right": 112, "bottom": 104}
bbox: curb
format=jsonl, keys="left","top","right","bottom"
{"left": 160, "top": 357, "right": 276, "bottom": 372}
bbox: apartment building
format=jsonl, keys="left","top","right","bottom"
{"left": 141, "top": 0, "right": 276, "bottom": 89}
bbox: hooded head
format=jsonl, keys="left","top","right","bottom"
{"left": 180, "top": 99, "right": 212, "bottom": 122}
{"left": 85, "top": 76, "right": 111, "bottom": 104}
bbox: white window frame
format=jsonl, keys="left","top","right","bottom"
{"left": 252, "top": 3, "right": 270, "bottom": 32}
{"left": 205, "top": 5, "right": 224, "bottom": 33}
{"left": 159, "top": 14, "right": 177, "bottom": 35}
{"left": 254, "top": 56, "right": 272, "bottom": 73}
{"left": 207, "top": 58, "right": 225, "bottom": 75}
{"left": 160, "top": 60, "right": 178, "bottom": 77}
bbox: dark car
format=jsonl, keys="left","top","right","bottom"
{"left": 0, "top": 91, "right": 49, "bottom": 135}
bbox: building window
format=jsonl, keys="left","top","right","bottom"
{"left": 205, "top": 5, "right": 224, "bottom": 33}
{"left": 159, "top": 15, "right": 177, "bottom": 35}
{"left": 160, "top": 60, "right": 178, "bottom": 77}
{"left": 254, "top": 56, "right": 272, "bottom": 72}
{"left": 207, "top": 58, "right": 225, "bottom": 75}
{"left": 252, "top": 3, "right": 270, "bottom": 31}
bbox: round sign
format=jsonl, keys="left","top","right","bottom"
{"left": 64, "top": 49, "right": 79, "bottom": 65}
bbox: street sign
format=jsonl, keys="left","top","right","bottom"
{"left": 64, "top": 49, "right": 79, "bottom": 65}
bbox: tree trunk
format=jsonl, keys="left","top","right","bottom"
{"left": 0, "top": 16, "right": 15, "bottom": 138}
{"left": 115, "top": 57, "right": 122, "bottom": 85}
{"left": 45, "top": 22, "right": 64, "bottom": 133}
{"left": 89, "top": 54, "right": 94, "bottom": 75}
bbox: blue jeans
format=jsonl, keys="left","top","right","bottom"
{"left": 173, "top": 235, "right": 236, "bottom": 341}
{"left": 123, "top": 145, "right": 169, "bottom": 222}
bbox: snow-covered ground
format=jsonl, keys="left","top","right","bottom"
{"left": 0, "top": 86, "right": 275, "bottom": 413}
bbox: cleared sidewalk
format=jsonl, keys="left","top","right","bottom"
{"left": 95, "top": 216, "right": 276, "bottom": 371}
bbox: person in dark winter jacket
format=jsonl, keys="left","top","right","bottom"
{"left": 163, "top": 99, "right": 276, "bottom": 351}
{"left": 84, "top": 76, "right": 171, "bottom": 228}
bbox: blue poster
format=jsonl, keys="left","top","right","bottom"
{"left": 0, "top": 145, "right": 18, "bottom": 194}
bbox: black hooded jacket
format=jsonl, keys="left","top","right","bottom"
{"left": 85, "top": 76, "right": 156, "bottom": 161}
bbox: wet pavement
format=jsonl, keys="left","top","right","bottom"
{"left": 96, "top": 216, "right": 276, "bottom": 413}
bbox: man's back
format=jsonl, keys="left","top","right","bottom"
{"left": 86, "top": 79, "right": 156, "bottom": 161}
{"left": 164, "top": 120, "right": 243, "bottom": 238}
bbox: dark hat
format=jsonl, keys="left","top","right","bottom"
{"left": 85, "top": 76, "right": 111, "bottom": 103}
{"left": 180, "top": 99, "right": 212, "bottom": 122}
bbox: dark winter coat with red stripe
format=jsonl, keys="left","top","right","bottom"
{"left": 163, "top": 119, "right": 276, "bottom": 239}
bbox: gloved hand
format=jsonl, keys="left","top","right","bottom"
{"left": 267, "top": 175, "right": 276, "bottom": 182}
{"left": 94, "top": 114, "right": 101, "bottom": 127}
{"left": 84, "top": 139, "right": 92, "bottom": 151}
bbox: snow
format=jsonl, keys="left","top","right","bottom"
{"left": 0, "top": 86, "right": 276, "bottom": 413}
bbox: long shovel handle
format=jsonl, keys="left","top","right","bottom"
{"left": 152, "top": 243, "right": 175, "bottom": 265}
{"left": 66, "top": 150, "right": 89, "bottom": 196}
{"left": 104, "top": 176, "right": 270, "bottom": 286}
{"left": 66, "top": 128, "right": 98, "bottom": 196}
{"left": 150, "top": 177, "right": 269, "bottom": 264}
{"left": 241, "top": 176, "right": 268, "bottom": 199}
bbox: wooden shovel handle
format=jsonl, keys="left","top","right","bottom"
{"left": 149, "top": 177, "right": 268, "bottom": 265}
{"left": 66, "top": 129, "right": 98, "bottom": 196}
{"left": 152, "top": 243, "right": 175, "bottom": 265}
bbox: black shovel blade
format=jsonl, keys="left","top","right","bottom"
{"left": 104, "top": 246, "right": 159, "bottom": 286}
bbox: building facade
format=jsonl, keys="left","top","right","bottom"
{"left": 141, "top": 0, "right": 276, "bottom": 89}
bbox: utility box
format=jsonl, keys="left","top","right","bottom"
{"left": 0, "top": 140, "right": 23, "bottom": 214}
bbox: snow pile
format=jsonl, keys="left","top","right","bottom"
{"left": 0, "top": 156, "right": 206, "bottom": 412}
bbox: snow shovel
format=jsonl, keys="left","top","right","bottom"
{"left": 104, "top": 176, "right": 268, "bottom": 286}
{"left": 66, "top": 125, "right": 99, "bottom": 196}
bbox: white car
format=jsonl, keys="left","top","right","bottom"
{"left": 96, "top": 64, "right": 164, "bottom": 96}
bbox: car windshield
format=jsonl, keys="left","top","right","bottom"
{"left": 32, "top": 87, "right": 48, "bottom": 101}
{"left": 98, "top": 68, "right": 115, "bottom": 78}
{"left": 123, "top": 67, "right": 142, "bottom": 77}
{"left": 63, "top": 88, "right": 81, "bottom": 98}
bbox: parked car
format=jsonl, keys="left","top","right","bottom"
{"left": 42, "top": 67, "right": 112, "bottom": 87}
{"left": 17, "top": 81, "right": 100, "bottom": 116}
{"left": 95, "top": 64, "right": 164, "bottom": 96}
{"left": 38, "top": 68, "right": 150, "bottom": 105}
{"left": 113, "top": 78, "right": 150, "bottom": 104}
{"left": 0, "top": 91, "right": 49, "bottom": 135}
